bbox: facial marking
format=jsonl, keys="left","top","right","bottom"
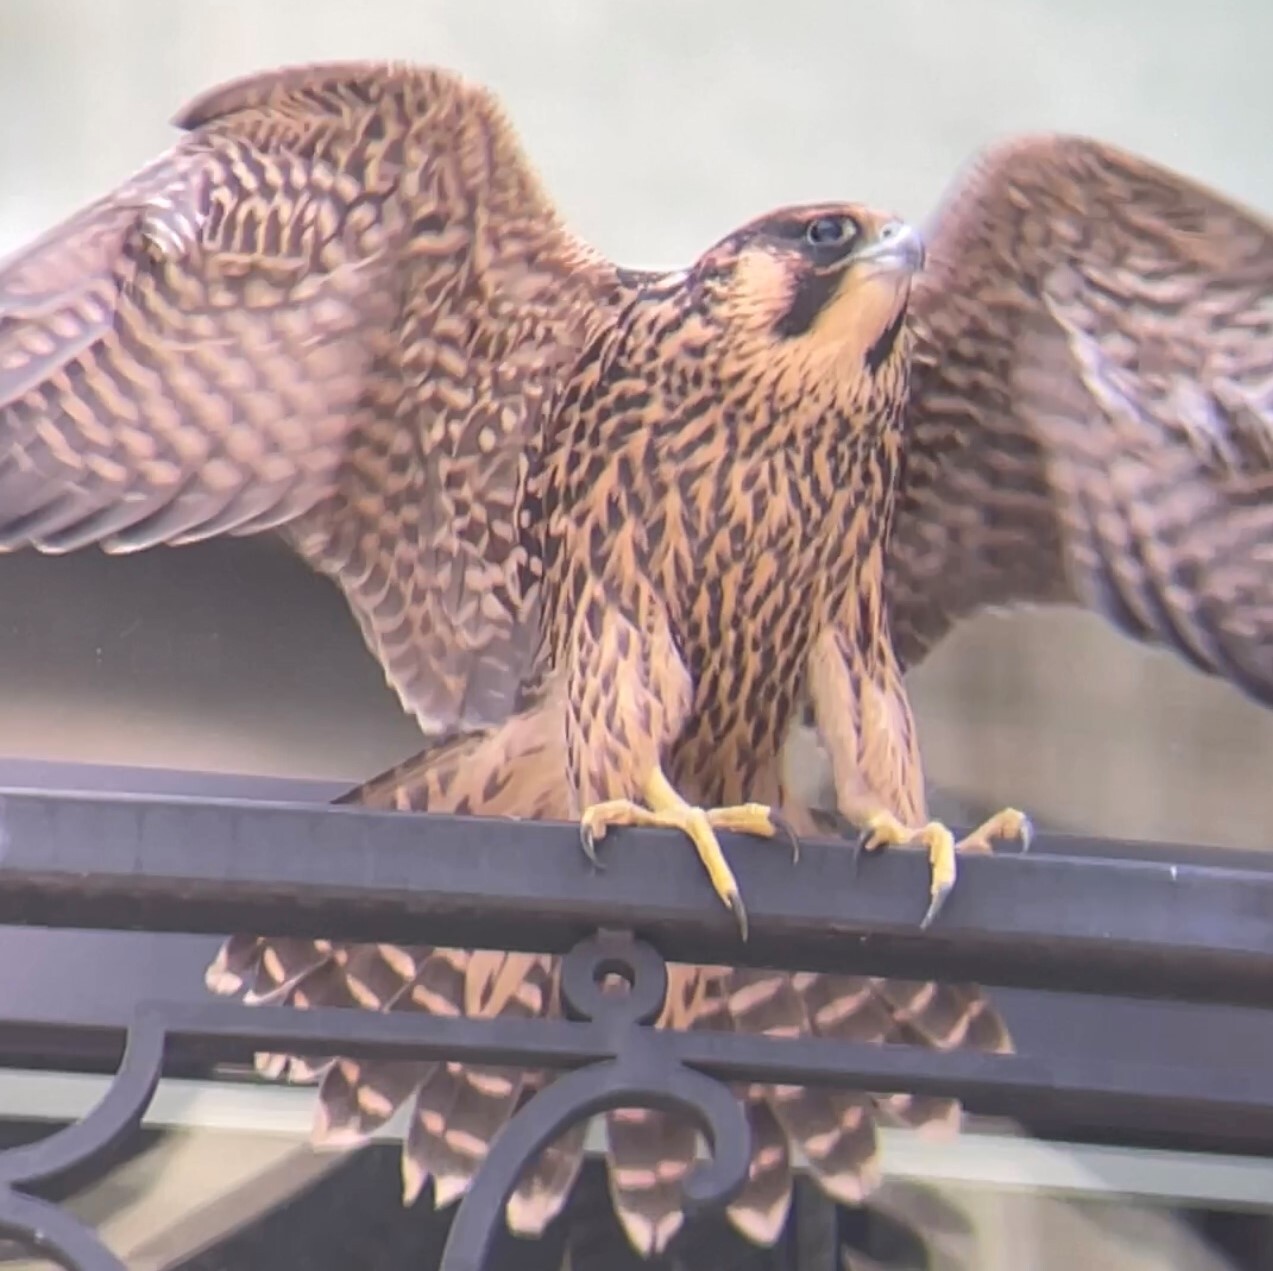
{"left": 805, "top": 269, "right": 913, "bottom": 368}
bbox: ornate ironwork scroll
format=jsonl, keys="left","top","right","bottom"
{"left": 440, "top": 934, "right": 752, "bottom": 1271}
{"left": 0, "top": 1015, "right": 163, "bottom": 1270}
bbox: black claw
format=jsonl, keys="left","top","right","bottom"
{"left": 919, "top": 884, "right": 952, "bottom": 931}
{"left": 579, "top": 825, "right": 605, "bottom": 871}
{"left": 850, "top": 826, "right": 878, "bottom": 877}
{"left": 770, "top": 810, "right": 801, "bottom": 864}
{"left": 728, "top": 892, "right": 750, "bottom": 942}
{"left": 850, "top": 831, "right": 866, "bottom": 877}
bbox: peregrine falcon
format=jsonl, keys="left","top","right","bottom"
{"left": 0, "top": 59, "right": 1269, "bottom": 1254}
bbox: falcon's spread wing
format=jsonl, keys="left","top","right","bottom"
{"left": 889, "top": 135, "right": 1273, "bottom": 697}
{"left": 0, "top": 60, "right": 635, "bottom": 729}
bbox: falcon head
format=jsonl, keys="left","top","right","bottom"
{"left": 699, "top": 204, "right": 924, "bottom": 377}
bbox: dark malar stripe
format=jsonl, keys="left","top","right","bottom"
{"left": 774, "top": 268, "right": 844, "bottom": 339}
{"left": 865, "top": 307, "right": 907, "bottom": 371}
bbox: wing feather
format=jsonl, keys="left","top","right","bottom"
{"left": 0, "top": 60, "right": 638, "bottom": 729}
{"left": 890, "top": 134, "right": 1273, "bottom": 703}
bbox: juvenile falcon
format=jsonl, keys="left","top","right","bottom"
{"left": 0, "top": 58, "right": 1270, "bottom": 1253}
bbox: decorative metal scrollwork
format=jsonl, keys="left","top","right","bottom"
{"left": 0, "top": 934, "right": 745, "bottom": 1271}
{"left": 442, "top": 934, "right": 751, "bottom": 1271}
{"left": 0, "top": 1015, "right": 164, "bottom": 1270}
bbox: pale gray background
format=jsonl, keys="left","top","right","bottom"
{"left": 0, "top": 0, "right": 1271, "bottom": 851}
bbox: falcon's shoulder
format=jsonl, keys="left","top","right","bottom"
{"left": 888, "top": 133, "right": 1273, "bottom": 702}
{"left": 0, "top": 60, "right": 638, "bottom": 729}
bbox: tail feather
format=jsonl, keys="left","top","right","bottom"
{"left": 725, "top": 1099, "right": 794, "bottom": 1246}
{"left": 793, "top": 971, "right": 961, "bottom": 1134}
{"left": 311, "top": 943, "right": 466, "bottom": 1150}
{"left": 499, "top": 1028, "right": 589, "bottom": 1235}
{"left": 604, "top": 1106, "right": 699, "bottom": 1256}
{"left": 793, "top": 972, "right": 895, "bottom": 1045}
{"left": 404, "top": 1053, "right": 538, "bottom": 1213}
{"left": 506, "top": 1088, "right": 588, "bottom": 1236}
{"left": 215, "top": 937, "right": 340, "bottom": 1082}
{"left": 317, "top": 1056, "right": 430, "bottom": 1146}
{"left": 264, "top": 944, "right": 406, "bottom": 1085}
{"left": 605, "top": 968, "right": 798, "bottom": 1251}
{"left": 401, "top": 951, "right": 554, "bottom": 1208}
{"left": 871, "top": 983, "right": 1012, "bottom": 1134}
{"left": 722, "top": 968, "right": 880, "bottom": 1214}
{"left": 770, "top": 1086, "right": 880, "bottom": 1206}
{"left": 204, "top": 932, "right": 269, "bottom": 996}
{"left": 873, "top": 1023, "right": 962, "bottom": 1136}
{"left": 210, "top": 935, "right": 334, "bottom": 1005}
{"left": 871, "top": 978, "right": 1012, "bottom": 1054}
{"left": 341, "top": 942, "right": 432, "bottom": 1013}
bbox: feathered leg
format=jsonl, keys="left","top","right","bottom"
{"left": 565, "top": 597, "right": 795, "bottom": 939}
{"left": 806, "top": 623, "right": 1030, "bottom": 926}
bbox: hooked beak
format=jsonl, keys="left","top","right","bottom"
{"left": 851, "top": 219, "right": 925, "bottom": 275}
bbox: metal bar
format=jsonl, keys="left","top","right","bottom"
{"left": 5, "top": 1067, "right": 1273, "bottom": 1211}
{"left": 0, "top": 790, "right": 1270, "bottom": 1004}
{"left": 95, "top": 996, "right": 1268, "bottom": 1141}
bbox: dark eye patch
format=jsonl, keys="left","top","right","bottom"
{"left": 761, "top": 214, "right": 819, "bottom": 244}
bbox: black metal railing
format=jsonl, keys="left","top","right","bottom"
{"left": 0, "top": 787, "right": 1271, "bottom": 1269}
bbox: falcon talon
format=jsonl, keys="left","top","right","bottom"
{"left": 703, "top": 803, "right": 799, "bottom": 864}
{"left": 768, "top": 809, "right": 801, "bottom": 865}
{"left": 1019, "top": 815, "right": 1035, "bottom": 855}
{"left": 849, "top": 829, "right": 872, "bottom": 876}
{"left": 849, "top": 816, "right": 900, "bottom": 875}
{"left": 578, "top": 825, "right": 606, "bottom": 871}
{"left": 919, "top": 884, "right": 953, "bottom": 930}
{"left": 954, "top": 806, "right": 1032, "bottom": 857}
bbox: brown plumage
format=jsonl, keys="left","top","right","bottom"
{"left": 1, "top": 57, "right": 1270, "bottom": 1254}
{"left": 886, "top": 137, "right": 1273, "bottom": 689}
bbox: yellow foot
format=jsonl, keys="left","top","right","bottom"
{"left": 579, "top": 769, "right": 798, "bottom": 941}
{"left": 855, "top": 807, "right": 1031, "bottom": 929}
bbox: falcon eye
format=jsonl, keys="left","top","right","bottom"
{"left": 804, "top": 215, "right": 856, "bottom": 248}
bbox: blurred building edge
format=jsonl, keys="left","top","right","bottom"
{"left": 3, "top": 530, "right": 1273, "bottom": 851}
